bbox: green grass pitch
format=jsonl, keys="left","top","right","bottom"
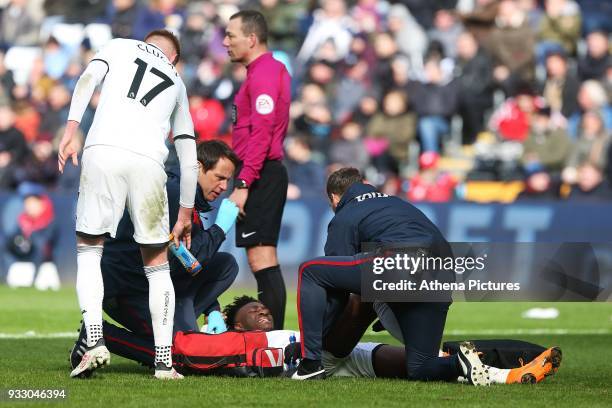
{"left": 0, "top": 286, "right": 610, "bottom": 407}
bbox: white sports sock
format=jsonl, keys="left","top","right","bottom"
{"left": 155, "top": 346, "right": 172, "bottom": 368}
{"left": 144, "top": 262, "right": 175, "bottom": 367}
{"left": 76, "top": 245, "right": 104, "bottom": 347}
{"left": 457, "top": 354, "right": 508, "bottom": 383}
{"left": 488, "top": 367, "right": 510, "bottom": 384}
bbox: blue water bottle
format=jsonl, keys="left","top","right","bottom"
{"left": 288, "top": 333, "right": 297, "bottom": 369}
{"left": 168, "top": 234, "right": 202, "bottom": 276}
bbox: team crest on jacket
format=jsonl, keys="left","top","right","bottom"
{"left": 255, "top": 94, "right": 274, "bottom": 114}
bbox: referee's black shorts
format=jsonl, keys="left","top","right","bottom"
{"left": 236, "top": 160, "right": 288, "bottom": 248}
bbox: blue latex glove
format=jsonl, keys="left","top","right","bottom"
{"left": 204, "top": 310, "right": 227, "bottom": 334}
{"left": 214, "top": 199, "right": 239, "bottom": 234}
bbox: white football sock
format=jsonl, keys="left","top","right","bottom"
{"left": 144, "top": 262, "right": 175, "bottom": 367}
{"left": 155, "top": 346, "right": 172, "bottom": 368}
{"left": 457, "top": 354, "right": 508, "bottom": 383}
{"left": 76, "top": 245, "right": 104, "bottom": 347}
{"left": 488, "top": 367, "right": 510, "bottom": 384}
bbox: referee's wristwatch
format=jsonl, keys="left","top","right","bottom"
{"left": 235, "top": 179, "right": 249, "bottom": 189}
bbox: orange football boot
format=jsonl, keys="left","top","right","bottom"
{"left": 506, "top": 347, "right": 562, "bottom": 384}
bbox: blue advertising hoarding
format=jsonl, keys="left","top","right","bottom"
{"left": 1, "top": 192, "right": 611, "bottom": 287}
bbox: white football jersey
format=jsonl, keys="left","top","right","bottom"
{"left": 264, "top": 330, "right": 378, "bottom": 378}
{"left": 80, "top": 38, "right": 193, "bottom": 165}
{"left": 265, "top": 330, "right": 301, "bottom": 349}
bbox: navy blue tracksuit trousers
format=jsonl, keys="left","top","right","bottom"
{"left": 298, "top": 255, "right": 461, "bottom": 381}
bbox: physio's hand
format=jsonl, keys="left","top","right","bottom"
{"left": 229, "top": 188, "right": 248, "bottom": 217}
{"left": 172, "top": 206, "right": 193, "bottom": 249}
{"left": 214, "top": 199, "right": 239, "bottom": 234}
{"left": 57, "top": 121, "right": 80, "bottom": 173}
{"left": 204, "top": 310, "right": 227, "bottom": 334}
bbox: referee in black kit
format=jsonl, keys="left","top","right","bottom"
{"left": 223, "top": 10, "right": 291, "bottom": 329}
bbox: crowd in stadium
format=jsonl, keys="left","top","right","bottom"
{"left": 0, "top": 0, "right": 611, "bottom": 202}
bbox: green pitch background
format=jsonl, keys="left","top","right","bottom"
{"left": 0, "top": 287, "right": 610, "bottom": 407}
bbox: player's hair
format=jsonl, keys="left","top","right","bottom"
{"left": 196, "top": 140, "right": 241, "bottom": 173}
{"left": 327, "top": 167, "right": 364, "bottom": 200}
{"left": 144, "top": 29, "right": 181, "bottom": 65}
{"left": 223, "top": 295, "right": 259, "bottom": 328}
{"left": 229, "top": 10, "right": 268, "bottom": 44}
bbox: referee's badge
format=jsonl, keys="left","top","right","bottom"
{"left": 255, "top": 94, "right": 274, "bottom": 115}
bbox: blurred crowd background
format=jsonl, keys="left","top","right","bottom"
{"left": 0, "top": 0, "right": 611, "bottom": 207}
{"left": 0, "top": 0, "right": 611, "bottom": 287}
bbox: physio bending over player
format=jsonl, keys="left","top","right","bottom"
{"left": 58, "top": 30, "right": 199, "bottom": 379}
{"left": 295, "top": 168, "right": 491, "bottom": 383}
{"left": 70, "top": 141, "right": 242, "bottom": 377}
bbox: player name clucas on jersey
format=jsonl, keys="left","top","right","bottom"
{"left": 71, "top": 38, "right": 192, "bottom": 168}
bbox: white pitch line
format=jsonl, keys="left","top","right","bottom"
{"left": 367, "top": 328, "right": 612, "bottom": 336}
{"left": 0, "top": 328, "right": 610, "bottom": 339}
{"left": 0, "top": 332, "right": 76, "bottom": 339}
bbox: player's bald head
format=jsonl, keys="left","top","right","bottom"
{"left": 144, "top": 29, "right": 181, "bottom": 65}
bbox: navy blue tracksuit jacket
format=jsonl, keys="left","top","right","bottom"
{"left": 324, "top": 183, "right": 452, "bottom": 258}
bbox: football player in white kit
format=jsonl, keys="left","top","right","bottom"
{"left": 58, "top": 30, "right": 198, "bottom": 380}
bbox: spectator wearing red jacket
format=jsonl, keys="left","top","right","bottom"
{"left": 489, "top": 89, "right": 543, "bottom": 142}
{"left": 189, "top": 95, "right": 225, "bottom": 141}
{"left": 408, "top": 152, "right": 457, "bottom": 202}
{"left": 6, "top": 182, "right": 56, "bottom": 268}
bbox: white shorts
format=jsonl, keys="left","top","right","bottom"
{"left": 322, "top": 342, "right": 381, "bottom": 378}
{"left": 76, "top": 145, "right": 169, "bottom": 244}
{"left": 374, "top": 303, "right": 446, "bottom": 357}
{"left": 374, "top": 301, "right": 404, "bottom": 343}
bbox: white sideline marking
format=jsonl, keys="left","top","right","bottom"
{"left": 369, "top": 328, "right": 612, "bottom": 336}
{"left": 0, "top": 328, "right": 611, "bottom": 339}
{"left": 0, "top": 331, "right": 75, "bottom": 339}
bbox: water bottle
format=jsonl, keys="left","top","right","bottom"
{"left": 288, "top": 333, "right": 297, "bottom": 369}
{"left": 168, "top": 234, "right": 202, "bottom": 276}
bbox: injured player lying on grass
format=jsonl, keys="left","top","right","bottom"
{"left": 224, "top": 295, "right": 562, "bottom": 383}
{"left": 71, "top": 295, "right": 561, "bottom": 383}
